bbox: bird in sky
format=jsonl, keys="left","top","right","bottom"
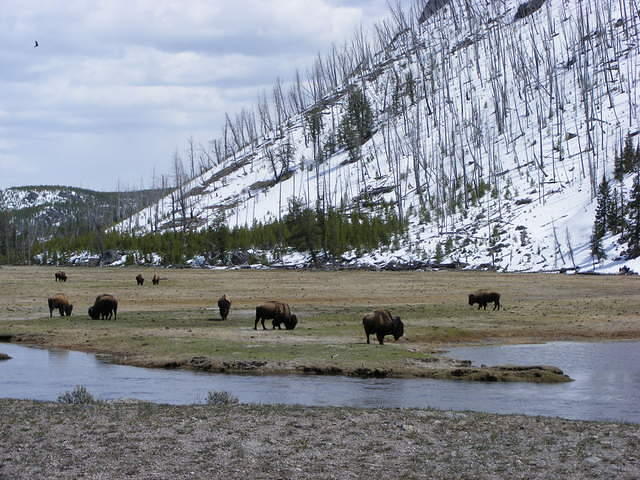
{"left": 34, "top": 40, "right": 39, "bottom": 48}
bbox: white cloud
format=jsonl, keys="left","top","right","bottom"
{"left": 0, "top": 0, "right": 393, "bottom": 190}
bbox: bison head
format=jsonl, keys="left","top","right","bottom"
{"left": 468, "top": 294, "right": 476, "bottom": 306}
{"left": 392, "top": 316, "right": 404, "bottom": 340}
{"left": 64, "top": 304, "right": 73, "bottom": 317}
{"left": 88, "top": 306, "right": 99, "bottom": 320}
{"left": 285, "top": 314, "right": 298, "bottom": 330}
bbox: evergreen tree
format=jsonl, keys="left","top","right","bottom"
{"left": 614, "top": 152, "right": 625, "bottom": 182}
{"left": 608, "top": 188, "right": 622, "bottom": 235}
{"left": 622, "top": 134, "right": 638, "bottom": 174}
{"left": 593, "top": 175, "right": 610, "bottom": 240}
{"left": 338, "top": 88, "right": 374, "bottom": 162}
{"left": 284, "top": 198, "right": 321, "bottom": 262}
{"left": 590, "top": 227, "right": 605, "bottom": 261}
{"left": 625, "top": 172, "right": 640, "bottom": 258}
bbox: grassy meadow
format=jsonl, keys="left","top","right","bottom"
{"left": 1, "top": 265, "right": 639, "bottom": 379}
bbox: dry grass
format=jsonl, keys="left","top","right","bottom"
{"left": 1, "top": 266, "right": 639, "bottom": 379}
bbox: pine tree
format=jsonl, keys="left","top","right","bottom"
{"left": 622, "top": 134, "right": 638, "bottom": 174}
{"left": 625, "top": 172, "right": 640, "bottom": 258}
{"left": 590, "top": 227, "right": 605, "bottom": 261}
{"left": 593, "top": 175, "right": 610, "bottom": 240}
{"left": 614, "top": 152, "right": 625, "bottom": 182}
{"left": 338, "top": 88, "right": 374, "bottom": 163}
{"left": 608, "top": 188, "right": 622, "bottom": 235}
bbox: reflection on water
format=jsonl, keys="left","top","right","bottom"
{"left": 447, "top": 341, "right": 640, "bottom": 424}
{"left": 1, "top": 341, "right": 639, "bottom": 423}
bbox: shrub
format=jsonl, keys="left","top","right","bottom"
{"left": 57, "top": 385, "right": 101, "bottom": 405}
{"left": 205, "top": 391, "right": 239, "bottom": 406}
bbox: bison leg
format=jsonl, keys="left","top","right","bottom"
{"left": 493, "top": 300, "right": 500, "bottom": 311}
{"left": 254, "top": 315, "right": 260, "bottom": 330}
{"left": 376, "top": 333, "right": 385, "bottom": 345}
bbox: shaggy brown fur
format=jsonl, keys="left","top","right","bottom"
{"left": 468, "top": 290, "right": 501, "bottom": 310}
{"left": 54, "top": 271, "right": 67, "bottom": 282}
{"left": 362, "top": 310, "right": 404, "bottom": 345}
{"left": 47, "top": 294, "right": 73, "bottom": 318}
{"left": 136, "top": 274, "right": 144, "bottom": 286}
{"left": 217, "top": 294, "right": 231, "bottom": 321}
{"left": 255, "top": 301, "right": 298, "bottom": 330}
{"left": 152, "top": 274, "right": 160, "bottom": 285}
{"left": 88, "top": 294, "right": 118, "bottom": 320}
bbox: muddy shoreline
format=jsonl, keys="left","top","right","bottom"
{"left": 2, "top": 333, "right": 572, "bottom": 383}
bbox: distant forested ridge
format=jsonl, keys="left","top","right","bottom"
{"left": 0, "top": 186, "right": 167, "bottom": 264}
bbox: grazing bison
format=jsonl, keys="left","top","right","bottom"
{"left": 255, "top": 301, "right": 298, "bottom": 330}
{"left": 54, "top": 271, "right": 67, "bottom": 282}
{"left": 152, "top": 274, "right": 160, "bottom": 285}
{"left": 88, "top": 294, "right": 118, "bottom": 320}
{"left": 217, "top": 294, "right": 231, "bottom": 321}
{"left": 468, "top": 290, "right": 501, "bottom": 310}
{"left": 362, "top": 310, "right": 404, "bottom": 345}
{"left": 48, "top": 294, "right": 73, "bottom": 318}
{"left": 136, "top": 274, "right": 144, "bottom": 286}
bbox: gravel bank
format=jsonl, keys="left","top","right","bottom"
{"left": 1, "top": 399, "right": 638, "bottom": 479}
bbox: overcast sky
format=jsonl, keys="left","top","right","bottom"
{"left": 0, "top": 0, "right": 396, "bottom": 191}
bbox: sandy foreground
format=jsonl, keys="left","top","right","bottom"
{"left": 1, "top": 399, "right": 639, "bottom": 480}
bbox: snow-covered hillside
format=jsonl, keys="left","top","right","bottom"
{"left": 115, "top": 0, "right": 640, "bottom": 273}
{"left": 0, "top": 186, "right": 88, "bottom": 212}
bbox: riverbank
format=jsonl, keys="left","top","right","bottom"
{"left": 1, "top": 398, "right": 638, "bottom": 479}
{"left": 1, "top": 266, "right": 639, "bottom": 382}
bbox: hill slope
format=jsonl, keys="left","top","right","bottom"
{"left": 115, "top": 0, "right": 640, "bottom": 272}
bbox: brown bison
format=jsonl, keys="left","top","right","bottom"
{"left": 218, "top": 294, "right": 231, "bottom": 321}
{"left": 136, "top": 274, "right": 144, "bottom": 286}
{"left": 255, "top": 301, "right": 298, "bottom": 330}
{"left": 48, "top": 294, "right": 73, "bottom": 318}
{"left": 54, "top": 271, "right": 67, "bottom": 282}
{"left": 468, "top": 290, "right": 501, "bottom": 310}
{"left": 152, "top": 274, "right": 160, "bottom": 285}
{"left": 88, "top": 294, "right": 118, "bottom": 320}
{"left": 362, "top": 310, "right": 404, "bottom": 345}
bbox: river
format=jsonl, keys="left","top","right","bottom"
{"left": 1, "top": 341, "right": 639, "bottom": 423}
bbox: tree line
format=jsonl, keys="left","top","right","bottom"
{"left": 591, "top": 134, "right": 640, "bottom": 261}
{"left": 39, "top": 200, "right": 405, "bottom": 266}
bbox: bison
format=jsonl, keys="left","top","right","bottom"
{"left": 48, "top": 294, "right": 73, "bottom": 318}
{"left": 136, "top": 274, "right": 144, "bottom": 286}
{"left": 88, "top": 294, "right": 118, "bottom": 320}
{"left": 468, "top": 290, "right": 501, "bottom": 310}
{"left": 54, "top": 271, "right": 67, "bottom": 282}
{"left": 152, "top": 274, "right": 160, "bottom": 285}
{"left": 255, "top": 301, "right": 298, "bottom": 330}
{"left": 362, "top": 310, "right": 404, "bottom": 345}
{"left": 218, "top": 294, "right": 231, "bottom": 321}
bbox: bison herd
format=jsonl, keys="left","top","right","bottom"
{"left": 47, "top": 271, "right": 501, "bottom": 345}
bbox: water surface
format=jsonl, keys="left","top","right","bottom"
{"left": 1, "top": 341, "right": 639, "bottom": 423}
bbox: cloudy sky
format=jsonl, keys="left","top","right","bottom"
{"left": 0, "top": 0, "right": 396, "bottom": 191}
